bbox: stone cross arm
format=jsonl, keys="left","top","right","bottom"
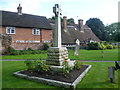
{"left": 53, "top": 4, "right": 62, "bottom": 17}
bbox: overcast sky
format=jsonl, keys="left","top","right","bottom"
{"left": 0, "top": 0, "right": 119, "bottom": 25}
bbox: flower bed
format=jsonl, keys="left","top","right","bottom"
{"left": 13, "top": 65, "right": 92, "bottom": 88}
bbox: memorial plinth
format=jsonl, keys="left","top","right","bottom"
{"left": 46, "top": 47, "right": 68, "bottom": 66}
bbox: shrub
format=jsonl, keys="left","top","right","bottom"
{"left": 27, "top": 48, "right": 33, "bottom": 51}
{"left": 6, "top": 49, "right": 44, "bottom": 55}
{"left": 99, "top": 43, "right": 106, "bottom": 50}
{"left": 24, "top": 60, "right": 34, "bottom": 70}
{"left": 7, "top": 47, "right": 16, "bottom": 55}
{"left": 62, "top": 61, "right": 73, "bottom": 76}
{"left": 87, "top": 42, "right": 101, "bottom": 50}
{"left": 106, "top": 44, "right": 113, "bottom": 49}
{"left": 1, "top": 34, "right": 12, "bottom": 47}
{"left": 43, "top": 43, "right": 49, "bottom": 50}
{"left": 101, "top": 41, "right": 108, "bottom": 45}
{"left": 24, "top": 60, "right": 51, "bottom": 71}
{"left": 74, "top": 60, "right": 83, "bottom": 69}
{"left": 113, "top": 46, "right": 118, "bottom": 49}
{"left": 34, "top": 60, "right": 51, "bottom": 71}
{"left": 1, "top": 34, "right": 12, "bottom": 55}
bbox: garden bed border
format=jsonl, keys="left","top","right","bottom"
{"left": 13, "top": 65, "right": 92, "bottom": 88}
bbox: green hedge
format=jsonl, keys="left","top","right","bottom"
{"left": 6, "top": 47, "right": 47, "bottom": 55}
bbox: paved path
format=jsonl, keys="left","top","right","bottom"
{"left": 0, "top": 59, "right": 120, "bottom": 62}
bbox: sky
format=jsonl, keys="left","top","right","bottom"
{"left": 0, "top": 0, "right": 119, "bottom": 25}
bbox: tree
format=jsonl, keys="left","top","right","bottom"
{"left": 48, "top": 16, "right": 75, "bottom": 24}
{"left": 114, "top": 32, "right": 120, "bottom": 41}
{"left": 48, "top": 16, "right": 63, "bottom": 22}
{"left": 48, "top": 16, "right": 55, "bottom": 20}
{"left": 67, "top": 18, "right": 75, "bottom": 23}
{"left": 105, "top": 22, "right": 120, "bottom": 41}
{"left": 85, "top": 18, "right": 107, "bottom": 41}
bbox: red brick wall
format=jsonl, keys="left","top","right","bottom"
{"left": 41, "top": 29, "right": 52, "bottom": 43}
{"left": 2, "top": 26, "right": 52, "bottom": 50}
{"left": 2, "top": 27, "right": 41, "bottom": 42}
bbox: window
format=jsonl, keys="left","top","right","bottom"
{"left": 44, "top": 41, "right": 51, "bottom": 43}
{"left": 16, "top": 40, "right": 25, "bottom": 43}
{"left": 26, "top": 40, "right": 40, "bottom": 43}
{"left": 32, "top": 29, "right": 40, "bottom": 35}
{"left": 6, "top": 27, "right": 16, "bottom": 34}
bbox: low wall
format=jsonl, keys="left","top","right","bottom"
{"left": 11, "top": 43, "right": 44, "bottom": 50}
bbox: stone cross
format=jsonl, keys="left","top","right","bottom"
{"left": 53, "top": 4, "right": 62, "bottom": 47}
{"left": 46, "top": 4, "right": 74, "bottom": 66}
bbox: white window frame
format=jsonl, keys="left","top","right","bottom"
{"left": 6, "top": 27, "right": 16, "bottom": 34}
{"left": 16, "top": 40, "right": 25, "bottom": 43}
{"left": 32, "top": 28, "right": 40, "bottom": 35}
{"left": 44, "top": 41, "right": 51, "bottom": 43}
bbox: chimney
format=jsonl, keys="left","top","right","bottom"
{"left": 17, "top": 4, "right": 22, "bottom": 15}
{"left": 78, "top": 19, "right": 83, "bottom": 30}
{"left": 63, "top": 16, "right": 67, "bottom": 31}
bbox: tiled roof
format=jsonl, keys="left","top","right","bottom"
{"left": 1, "top": 10, "right": 52, "bottom": 30}
{"left": 49, "top": 21, "right": 100, "bottom": 44}
{"left": 61, "top": 26, "right": 100, "bottom": 44}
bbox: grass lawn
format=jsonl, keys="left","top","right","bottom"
{"left": 2, "top": 61, "right": 119, "bottom": 88}
{"left": 69, "top": 49, "right": 118, "bottom": 61}
{"left": 1, "top": 49, "right": 118, "bottom": 61}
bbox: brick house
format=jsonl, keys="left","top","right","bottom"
{"left": 1, "top": 4, "right": 52, "bottom": 50}
{"left": 1, "top": 4, "right": 100, "bottom": 50}
{"left": 49, "top": 16, "right": 100, "bottom": 47}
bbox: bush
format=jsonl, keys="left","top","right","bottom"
{"left": 99, "top": 43, "right": 106, "bottom": 50}
{"left": 101, "top": 41, "right": 108, "bottom": 45}
{"left": 87, "top": 42, "right": 110, "bottom": 50}
{"left": 87, "top": 42, "right": 101, "bottom": 50}
{"left": 1, "top": 34, "right": 12, "bottom": 47}
{"left": 5, "top": 48, "right": 45, "bottom": 55}
{"left": 43, "top": 43, "right": 49, "bottom": 50}
{"left": 27, "top": 48, "right": 33, "bottom": 51}
{"left": 113, "top": 46, "right": 118, "bottom": 49}
{"left": 24, "top": 60, "right": 51, "bottom": 71}
{"left": 106, "top": 44, "right": 113, "bottom": 49}
{"left": 74, "top": 60, "right": 83, "bottom": 69}
{"left": 31, "top": 50, "right": 41, "bottom": 54}
{"left": 34, "top": 60, "right": 50, "bottom": 71}
{"left": 24, "top": 60, "right": 34, "bottom": 70}
{"left": 1, "top": 34, "right": 12, "bottom": 55}
{"left": 7, "top": 47, "right": 16, "bottom": 55}
{"left": 62, "top": 61, "right": 73, "bottom": 75}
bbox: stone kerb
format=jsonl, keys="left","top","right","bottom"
{"left": 13, "top": 65, "right": 92, "bottom": 89}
